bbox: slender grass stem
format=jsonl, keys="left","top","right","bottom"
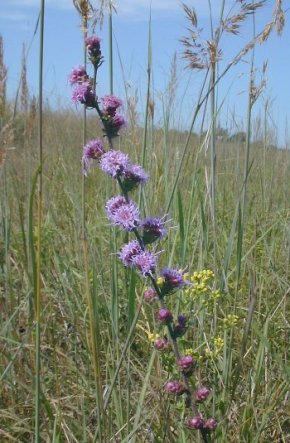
{"left": 109, "top": 1, "right": 113, "bottom": 94}
{"left": 35, "top": 1, "right": 45, "bottom": 441}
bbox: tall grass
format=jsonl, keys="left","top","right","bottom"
{"left": 0, "top": 0, "right": 289, "bottom": 442}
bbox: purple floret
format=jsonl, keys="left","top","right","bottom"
{"left": 119, "top": 240, "right": 142, "bottom": 267}
{"left": 101, "top": 95, "right": 122, "bottom": 115}
{"left": 100, "top": 150, "right": 129, "bottom": 178}
{"left": 108, "top": 200, "right": 140, "bottom": 231}
{"left": 165, "top": 380, "right": 186, "bottom": 395}
{"left": 186, "top": 416, "right": 204, "bottom": 430}
{"left": 85, "top": 35, "right": 101, "bottom": 52}
{"left": 122, "top": 164, "right": 149, "bottom": 192}
{"left": 68, "top": 65, "right": 88, "bottom": 85}
{"left": 105, "top": 195, "right": 127, "bottom": 220}
{"left": 71, "top": 82, "right": 96, "bottom": 108}
{"left": 142, "top": 217, "right": 166, "bottom": 244}
{"left": 159, "top": 267, "right": 186, "bottom": 295}
{"left": 82, "top": 139, "right": 105, "bottom": 176}
{"left": 132, "top": 251, "right": 156, "bottom": 276}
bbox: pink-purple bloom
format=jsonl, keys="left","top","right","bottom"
{"left": 204, "top": 418, "right": 218, "bottom": 430}
{"left": 111, "top": 114, "right": 126, "bottom": 134}
{"left": 107, "top": 200, "right": 140, "bottom": 231}
{"left": 157, "top": 308, "right": 173, "bottom": 324}
{"left": 159, "top": 267, "right": 186, "bottom": 296}
{"left": 82, "top": 139, "right": 105, "bottom": 175}
{"left": 105, "top": 195, "right": 127, "bottom": 217}
{"left": 172, "top": 314, "right": 188, "bottom": 338}
{"left": 164, "top": 380, "right": 186, "bottom": 395}
{"left": 101, "top": 95, "right": 122, "bottom": 115}
{"left": 153, "top": 337, "right": 168, "bottom": 351}
{"left": 132, "top": 251, "right": 156, "bottom": 276}
{"left": 142, "top": 217, "right": 167, "bottom": 244}
{"left": 186, "top": 416, "right": 204, "bottom": 430}
{"left": 119, "top": 240, "right": 142, "bottom": 267}
{"left": 144, "top": 287, "right": 158, "bottom": 303}
{"left": 85, "top": 35, "right": 101, "bottom": 52}
{"left": 100, "top": 150, "right": 129, "bottom": 178}
{"left": 195, "top": 386, "right": 210, "bottom": 402}
{"left": 71, "top": 82, "right": 96, "bottom": 108}
{"left": 178, "top": 355, "right": 195, "bottom": 373}
{"left": 121, "top": 164, "right": 149, "bottom": 192}
{"left": 68, "top": 65, "right": 88, "bottom": 85}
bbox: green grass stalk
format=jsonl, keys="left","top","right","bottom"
{"left": 34, "top": 0, "right": 45, "bottom": 440}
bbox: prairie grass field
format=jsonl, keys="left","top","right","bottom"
{"left": 0, "top": 1, "right": 290, "bottom": 442}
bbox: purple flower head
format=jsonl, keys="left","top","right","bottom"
{"left": 71, "top": 82, "right": 96, "bottom": 108}
{"left": 100, "top": 150, "right": 129, "bottom": 178}
{"left": 154, "top": 337, "right": 168, "bottom": 351}
{"left": 172, "top": 314, "right": 188, "bottom": 338}
{"left": 132, "top": 251, "right": 156, "bottom": 276}
{"left": 159, "top": 267, "right": 186, "bottom": 296}
{"left": 178, "top": 355, "right": 195, "bottom": 374}
{"left": 85, "top": 35, "right": 101, "bottom": 52}
{"left": 164, "top": 380, "right": 186, "bottom": 396}
{"left": 144, "top": 287, "right": 158, "bottom": 303}
{"left": 101, "top": 95, "right": 122, "bottom": 116}
{"left": 111, "top": 114, "right": 127, "bottom": 136}
{"left": 195, "top": 386, "right": 210, "bottom": 402}
{"left": 186, "top": 416, "right": 204, "bottom": 430}
{"left": 119, "top": 240, "right": 142, "bottom": 267}
{"left": 82, "top": 139, "right": 105, "bottom": 176}
{"left": 204, "top": 418, "right": 218, "bottom": 431}
{"left": 103, "top": 113, "right": 126, "bottom": 138}
{"left": 142, "top": 217, "right": 166, "bottom": 244}
{"left": 121, "top": 164, "right": 149, "bottom": 192}
{"left": 68, "top": 65, "right": 88, "bottom": 85}
{"left": 105, "top": 195, "right": 127, "bottom": 220}
{"left": 108, "top": 200, "right": 140, "bottom": 231}
{"left": 157, "top": 308, "right": 173, "bottom": 324}
{"left": 85, "top": 36, "right": 102, "bottom": 66}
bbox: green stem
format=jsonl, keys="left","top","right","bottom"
{"left": 109, "top": 1, "right": 113, "bottom": 94}
{"left": 35, "top": 0, "right": 45, "bottom": 441}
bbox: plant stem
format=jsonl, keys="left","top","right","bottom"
{"left": 35, "top": 0, "right": 45, "bottom": 441}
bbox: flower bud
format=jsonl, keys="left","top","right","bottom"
{"left": 164, "top": 380, "right": 186, "bottom": 395}
{"left": 195, "top": 386, "right": 210, "bottom": 402}
{"left": 144, "top": 288, "right": 158, "bottom": 303}
{"left": 157, "top": 308, "right": 173, "bottom": 324}
{"left": 204, "top": 418, "right": 218, "bottom": 430}
{"left": 178, "top": 355, "right": 195, "bottom": 374}
{"left": 186, "top": 416, "right": 204, "bottom": 430}
{"left": 153, "top": 337, "right": 168, "bottom": 351}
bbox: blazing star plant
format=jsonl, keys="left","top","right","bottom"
{"left": 70, "top": 35, "right": 218, "bottom": 442}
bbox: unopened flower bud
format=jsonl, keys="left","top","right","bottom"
{"left": 164, "top": 380, "right": 186, "bottom": 395}
{"left": 178, "top": 355, "right": 195, "bottom": 373}
{"left": 144, "top": 288, "right": 158, "bottom": 303}
{"left": 154, "top": 337, "right": 168, "bottom": 351}
{"left": 195, "top": 386, "right": 210, "bottom": 402}
{"left": 157, "top": 308, "right": 173, "bottom": 324}
{"left": 186, "top": 416, "right": 204, "bottom": 430}
{"left": 204, "top": 418, "right": 218, "bottom": 430}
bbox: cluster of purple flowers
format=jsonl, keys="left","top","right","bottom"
{"left": 70, "top": 34, "right": 218, "bottom": 439}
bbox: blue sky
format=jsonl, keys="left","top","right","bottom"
{"left": 0, "top": 0, "right": 289, "bottom": 144}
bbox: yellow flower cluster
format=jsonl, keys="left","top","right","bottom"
{"left": 184, "top": 269, "right": 218, "bottom": 302}
{"left": 185, "top": 347, "right": 203, "bottom": 363}
{"left": 223, "top": 314, "right": 239, "bottom": 329}
{"left": 205, "top": 336, "right": 224, "bottom": 359}
{"left": 147, "top": 333, "right": 160, "bottom": 343}
{"left": 157, "top": 277, "right": 165, "bottom": 287}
